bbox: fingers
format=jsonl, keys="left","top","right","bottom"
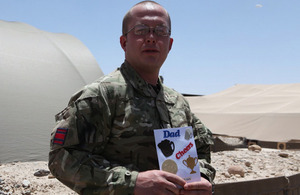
{"left": 163, "top": 171, "right": 187, "bottom": 187}
{"left": 180, "top": 177, "right": 212, "bottom": 195}
{"left": 183, "top": 177, "right": 211, "bottom": 191}
{"left": 162, "top": 180, "right": 180, "bottom": 194}
{"left": 134, "top": 170, "right": 186, "bottom": 195}
{"left": 161, "top": 171, "right": 185, "bottom": 194}
{"left": 135, "top": 171, "right": 212, "bottom": 195}
{"left": 180, "top": 189, "right": 211, "bottom": 195}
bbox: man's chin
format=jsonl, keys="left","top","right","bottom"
{"left": 141, "top": 56, "right": 162, "bottom": 65}
{"left": 143, "top": 60, "right": 163, "bottom": 68}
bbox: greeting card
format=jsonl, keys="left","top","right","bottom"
{"left": 154, "top": 126, "right": 201, "bottom": 183}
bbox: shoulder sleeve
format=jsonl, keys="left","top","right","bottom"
{"left": 48, "top": 82, "right": 138, "bottom": 195}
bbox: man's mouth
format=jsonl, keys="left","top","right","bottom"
{"left": 143, "top": 49, "right": 159, "bottom": 53}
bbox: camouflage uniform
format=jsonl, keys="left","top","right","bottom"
{"left": 49, "top": 61, "right": 215, "bottom": 195}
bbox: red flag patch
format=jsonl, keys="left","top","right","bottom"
{"left": 53, "top": 128, "right": 68, "bottom": 145}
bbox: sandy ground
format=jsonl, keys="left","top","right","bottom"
{"left": 0, "top": 161, "right": 76, "bottom": 195}
{"left": 0, "top": 148, "right": 299, "bottom": 194}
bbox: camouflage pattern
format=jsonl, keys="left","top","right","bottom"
{"left": 48, "top": 61, "right": 216, "bottom": 195}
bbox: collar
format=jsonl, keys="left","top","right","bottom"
{"left": 120, "top": 61, "right": 162, "bottom": 97}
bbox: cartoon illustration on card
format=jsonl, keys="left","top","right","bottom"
{"left": 183, "top": 155, "right": 198, "bottom": 174}
{"left": 154, "top": 126, "right": 201, "bottom": 183}
{"left": 158, "top": 139, "right": 175, "bottom": 157}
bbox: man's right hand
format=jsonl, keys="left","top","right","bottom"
{"left": 134, "top": 170, "right": 186, "bottom": 195}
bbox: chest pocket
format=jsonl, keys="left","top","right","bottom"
{"left": 164, "top": 95, "right": 190, "bottom": 128}
{"left": 112, "top": 96, "right": 160, "bottom": 138}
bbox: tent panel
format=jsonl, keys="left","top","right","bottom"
{"left": 187, "top": 84, "right": 300, "bottom": 142}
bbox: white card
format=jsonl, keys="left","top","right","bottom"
{"left": 154, "top": 126, "right": 201, "bottom": 183}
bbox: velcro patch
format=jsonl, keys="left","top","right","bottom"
{"left": 53, "top": 128, "right": 68, "bottom": 146}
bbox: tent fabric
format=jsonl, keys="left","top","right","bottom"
{"left": 0, "top": 20, "right": 104, "bottom": 162}
{"left": 186, "top": 84, "right": 300, "bottom": 142}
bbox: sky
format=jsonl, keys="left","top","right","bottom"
{"left": 1, "top": 0, "right": 300, "bottom": 95}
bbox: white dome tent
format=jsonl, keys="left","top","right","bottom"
{"left": 0, "top": 20, "right": 104, "bottom": 163}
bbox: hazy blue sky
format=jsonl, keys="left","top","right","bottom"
{"left": 2, "top": 0, "right": 299, "bottom": 95}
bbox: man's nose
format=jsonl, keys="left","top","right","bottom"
{"left": 145, "top": 30, "right": 156, "bottom": 43}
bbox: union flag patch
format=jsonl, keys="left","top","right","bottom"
{"left": 53, "top": 128, "right": 68, "bottom": 145}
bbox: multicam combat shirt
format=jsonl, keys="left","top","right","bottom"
{"left": 49, "top": 61, "right": 215, "bottom": 195}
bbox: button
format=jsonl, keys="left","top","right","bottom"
{"left": 125, "top": 171, "right": 131, "bottom": 177}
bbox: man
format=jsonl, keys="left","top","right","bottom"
{"left": 49, "top": 1, "right": 215, "bottom": 195}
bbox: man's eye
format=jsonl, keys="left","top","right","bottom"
{"left": 135, "top": 28, "right": 148, "bottom": 35}
{"left": 156, "top": 29, "right": 165, "bottom": 35}
{"left": 156, "top": 27, "right": 168, "bottom": 35}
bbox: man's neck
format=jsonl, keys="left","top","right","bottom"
{"left": 126, "top": 61, "right": 160, "bottom": 85}
{"left": 140, "top": 73, "right": 159, "bottom": 85}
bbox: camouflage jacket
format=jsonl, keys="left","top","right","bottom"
{"left": 49, "top": 61, "right": 215, "bottom": 195}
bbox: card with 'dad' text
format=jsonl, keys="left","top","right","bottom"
{"left": 154, "top": 126, "right": 201, "bottom": 183}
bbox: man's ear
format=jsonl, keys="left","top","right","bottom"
{"left": 168, "top": 37, "right": 173, "bottom": 51}
{"left": 120, "top": 35, "right": 127, "bottom": 51}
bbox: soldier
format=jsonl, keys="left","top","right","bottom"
{"left": 49, "top": 1, "right": 215, "bottom": 195}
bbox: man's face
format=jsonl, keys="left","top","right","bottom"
{"left": 120, "top": 3, "right": 173, "bottom": 75}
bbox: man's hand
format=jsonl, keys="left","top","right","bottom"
{"left": 134, "top": 170, "right": 186, "bottom": 195}
{"left": 179, "top": 177, "right": 212, "bottom": 195}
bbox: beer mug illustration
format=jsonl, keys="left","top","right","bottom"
{"left": 158, "top": 139, "right": 175, "bottom": 157}
{"left": 182, "top": 155, "right": 198, "bottom": 174}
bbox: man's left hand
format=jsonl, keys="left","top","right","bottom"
{"left": 179, "top": 177, "right": 212, "bottom": 195}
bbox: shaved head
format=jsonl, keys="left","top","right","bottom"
{"left": 122, "top": 1, "right": 171, "bottom": 35}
